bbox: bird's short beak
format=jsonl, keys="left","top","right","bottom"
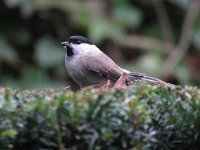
{"left": 61, "top": 41, "right": 68, "bottom": 46}
{"left": 61, "top": 41, "right": 69, "bottom": 49}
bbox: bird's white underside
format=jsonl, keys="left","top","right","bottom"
{"left": 65, "top": 43, "right": 111, "bottom": 86}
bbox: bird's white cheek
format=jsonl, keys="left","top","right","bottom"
{"left": 70, "top": 44, "right": 83, "bottom": 55}
{"left": 80, "top": 44, "right": 102, "bottom": 54}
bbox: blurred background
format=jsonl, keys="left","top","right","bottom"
{"left": 0, "top": 0, "right": 200, "bottom": 90}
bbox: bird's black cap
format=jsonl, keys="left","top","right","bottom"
{"left": 67, "top": 35, "right": 94, "bottom": 45}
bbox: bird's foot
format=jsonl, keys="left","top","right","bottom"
{"left": 82, "top": 80, "right": 111, "bottom": 89}
{"left": 114, "top": 73, "right": 129, "bottom": 88}
{"left": 102, "top": 80, "right": 111, "bottom": 88}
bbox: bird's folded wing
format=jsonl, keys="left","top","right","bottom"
{"left": 79, "top": 54, "right": 123, "bottom": 82}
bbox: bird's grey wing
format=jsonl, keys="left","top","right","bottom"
{"left": 79, "top": 53, "right": 123, "bottom": 82}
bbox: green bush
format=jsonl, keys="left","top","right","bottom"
{"left": 0, "top": 85, "right": 200, "bottom": 150}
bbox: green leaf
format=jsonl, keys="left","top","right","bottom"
{"left": 113, "top": 2, "right": 143, "bottom": 28}
{"left": 88, "top": 18, "right": 124, "bottom": 43}
{"left": 174, "top": 62, "right": 190, "bottom": 84}
{"left": 134, "top": 53, "right": 164, "bottom": 76}
{"left": 143, "top": 24, "right": 163, "bottom": 39}
{"left": 0, "top": 36, "right": 18, "bottom": 62}
{"left": 34, "top": 37, "right": 64, "bottom": 68}
{"left": 11, "top": 67, "right": 58, "bottom": 89}
{"left": 1, "top": 129, "right": 17, "bottom": 137}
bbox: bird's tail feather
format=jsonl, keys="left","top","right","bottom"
{"left": 128, "top": 72, "right": 174, "bottom": 87}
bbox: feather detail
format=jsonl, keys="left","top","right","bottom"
{"left": 128, "top": 72, "right": 174, "bottom": 87}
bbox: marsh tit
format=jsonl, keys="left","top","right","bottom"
{"left": 61, "top": 35, "right": 171, "bottom": 88}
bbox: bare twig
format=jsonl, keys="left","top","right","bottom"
{"left": 151, "top": 0, "right": 174, "bottom": 44}
{"left": 55, "top": 86, "right": 70, "bottom": 96}
{"left": 121, "top": 35, "right": 174, "bottom": 54}
{"left": 160, "top": 0, "right": 200, "bottom": 80}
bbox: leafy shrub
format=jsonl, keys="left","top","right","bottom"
{"left": 0, "top": 85, "right": 200, "bottom": 150}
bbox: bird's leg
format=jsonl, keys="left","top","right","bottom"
{"left": 114, "top": 73, "right": 128, "bottom": 88}
{"left": 101, "top": 80, "right": 111, "bottom": 88}
{"left": 90, "top": 80, "right": 111, "bottom": 88}
{"left": 82, "top": 80, "right": 111, "bottom": 89}
{"left": 88, "top": 84, "right": 103, "bottom": 89}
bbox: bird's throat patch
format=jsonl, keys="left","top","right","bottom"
{"left": 66, "top": 45, "right": 74, "bottom": 56}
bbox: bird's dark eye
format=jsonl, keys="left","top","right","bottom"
{"left": 77, "top": 40, "right": 81, "bottom": 44}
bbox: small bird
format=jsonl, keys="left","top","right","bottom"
{"left": 61, "top": 35, "right": 171, "bottom": 88}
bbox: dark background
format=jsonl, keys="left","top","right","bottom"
{"left": 0, "top": 0, "right": 199, "bottom": 89}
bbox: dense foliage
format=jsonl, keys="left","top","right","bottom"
{"left": 0, "top": 85, "right": 200, "bottom": 149}
{"left": 0, "top": 0, "right": 199, "bottom": 89}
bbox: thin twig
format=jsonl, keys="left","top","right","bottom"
{"left": 160, "top": 0, "right": 200, "bottom": 80}
{"left": 56, "top": 86, "right": 70, "bottom": 96}
{"left": 151, "top": 0, "right": 174, "bottom": 44}
{"left": 121, "top": 35, "right": 174, "bottom": 54}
